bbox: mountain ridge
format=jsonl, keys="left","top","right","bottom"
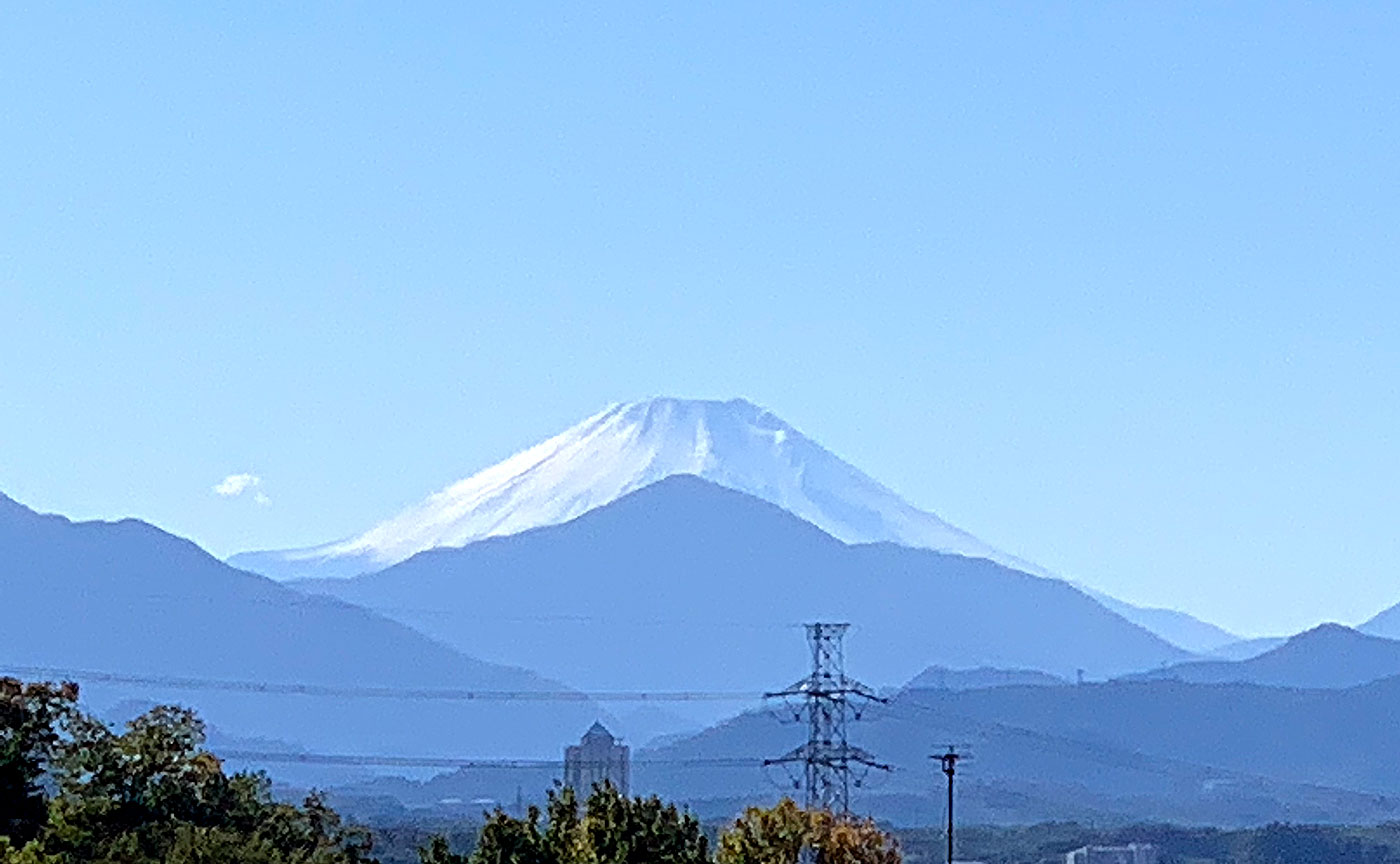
{"left": 1079, "top": 586, "right": 1240, "bottom": 653}
{"left": 1124, "top": 623, "right": 1400, "bottom": 689}
{"left": 1359, "top": 601, "right": 1400, "bottom": 640}
{"left": 0, "top": 489, "right": 607, "bottom": 766}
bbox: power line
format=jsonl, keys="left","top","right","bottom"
{"left": 0, "top": 666, "right": 763, "bottom": 703}
{"left": 71, "top": 595, "right": 810, "bottom": 630}
{"left": 218, "top": 750, "right": 764, "bottom": 770}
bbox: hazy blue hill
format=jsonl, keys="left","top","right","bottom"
{"left": 1205, "top": 636, "right": 1286, "bottom": 661}
{"left": 0, "top": 491, "right": 602, "bottom": 767}
{"left": 375, "top": 677, "right": 1400, "bottom": 826}
{"left": 1358, "top": 602, "right": 1400, "bottom": 640}
{"left": 903, "top": 665, "right": 1068, "bottom": 690}
{"left": 293, "top": 476, "right": 1189, "bottom": 700}
{"left": 1081, "top": 587, "right": 1240, "bottom": 653}
{"left": 907, "top": 676, "right": 1400, "bottom": 801}
{"left": 1126, "top": 623, "right": 1400, "bottom": 688}
{"left": 624, "top": 676, "right": 1400, "bottom": 825}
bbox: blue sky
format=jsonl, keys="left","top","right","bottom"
{"left": 1, "top": 3, "right": 1396, "bottom": 637}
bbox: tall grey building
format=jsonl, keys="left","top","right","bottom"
{"left": 564, "top": 721, "right": 630, "bottom": 797}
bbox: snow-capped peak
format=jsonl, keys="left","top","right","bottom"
{"left": 230, "top": 397, "right": 1043, "bottom": 580}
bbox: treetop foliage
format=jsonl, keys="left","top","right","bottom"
{"left": 716, "top": 799, "right": 899, "bottom": 864}
{"left": 420, "top": 790, "right": 900, "bottom": 864}
{"left": 426, "top": 783, "right": 711, "bottom": 864}
{"left": 0, "top": 676, "right": 375, "bottom": 864}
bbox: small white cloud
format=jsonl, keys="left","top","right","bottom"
{"left": 214, "top": 473, "right": 261, "bottom": 497}
{"left": 253, "top": 491, "right": 272, "bottom": 507}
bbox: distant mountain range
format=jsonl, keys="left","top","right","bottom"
{"left": 1078, "top": 586, "right": 1241, "bottom": 654}
{"left": 332, "top": 625, "right": 1400, "bottom": 825}
{"left": 292, "top": 475, "right": 1190, "bottom": 693}
{"left": 630, "top": 674, "right": 1400, "bottom": 825}
{"left": 363, "top": 674, "right": 1400, "bottom": 827}
{"left": 1126, "top": 623, "right": 1400, "bottom": 689}
{"left": 13, "top": 394, "right": 1400, "bottom": 825}
{"left": 0, "top": 491, "right": 603, "bottom": 768}
{"left": 1359, "top": 601, "right": 1400, "bottom": 641}
{"left": 1203, "top": 635, "right": 1287, "bottom": 661}
{"left": 9, "top": 467, "right": 1400, "bottom": 827}
{"left": 902, "top": 665, "right": 1069, "bottom": 690}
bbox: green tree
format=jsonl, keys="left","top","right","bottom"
{"left": 455, "top": 783, "right": 707, "bottom": 864}
{"left": 1232, "top": 823, "right": 1394, "bottom": 864}
{"left": 0, "top": 678, "right": 78, "bottom": 845}
{"left": 1, "top": 678, "right": 375, "bottom": 864}
{"left": 582, "top": 782, "right": 708, "bottom": 864}
{"left": 419, "top": 834, "right": 471, "bottom": 864}
{"left": 717, "top": 799, "right": 899, "bottom": 864}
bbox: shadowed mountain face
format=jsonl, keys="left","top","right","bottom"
{"left": 0, "top": 492, "right": 603, "bottom": 765}
{"left": 1126, "top": 623, "right": 1400, "bottom": 688}
{"left": 293, "top": 476, "right": 1188, "bottom": 697}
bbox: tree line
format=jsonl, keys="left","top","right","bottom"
{"left": 1, "top": 677, "right": 899, "bottom": 864}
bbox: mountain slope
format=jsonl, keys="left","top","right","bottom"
{"left": 1205, "top": 636, "right": 1286, "bottom": 661}
{"left": 1080, "top": 587, "right": 1239, "bottom": 653}
{"left": 1125, "top": 623, "right": 1400, "bottom": 688}
{"left": 0, "top": 491, "right": 601, "bottom": 764}
{"left": 231, "top": 397, "right": 1043, "bottom": 580}
{"left": 292, "top": 475, "right": 1189, "bottom": 696}
{"left": 1358, "top": 602, "right": 1400, "bottom": 640}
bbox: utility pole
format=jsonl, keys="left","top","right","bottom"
{"left": 936, "top": 747, "right": 960, "bottom": 864}
{"left": 764, "top": 623, "right": 890, "bottom": 814}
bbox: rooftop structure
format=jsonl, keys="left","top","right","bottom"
{"left": 564, "top": 721, "right": 630, "bottom": 797}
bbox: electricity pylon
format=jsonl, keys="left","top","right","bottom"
{"left": 764, "top": 623, "right": 890, "bottom": 814}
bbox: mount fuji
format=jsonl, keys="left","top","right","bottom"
{"left": 231, "top": 397, "right": 1044, "bottom": 581}
{"left": 232, "top": 396, "right": 1231, "bottom": 654}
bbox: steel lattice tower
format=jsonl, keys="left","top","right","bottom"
{"left": 764, "top": 623, "right": 891, "bottom": 813}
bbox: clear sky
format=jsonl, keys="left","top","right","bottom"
{"left": 1, "top": 3, "right": 1396, "bottom": 637}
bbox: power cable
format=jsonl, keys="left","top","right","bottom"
{"left": 217, "top": 750, "right": 764, "bottom": 770}
{"left": 0, "top": 665, "right": 764, "bottom": 703}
